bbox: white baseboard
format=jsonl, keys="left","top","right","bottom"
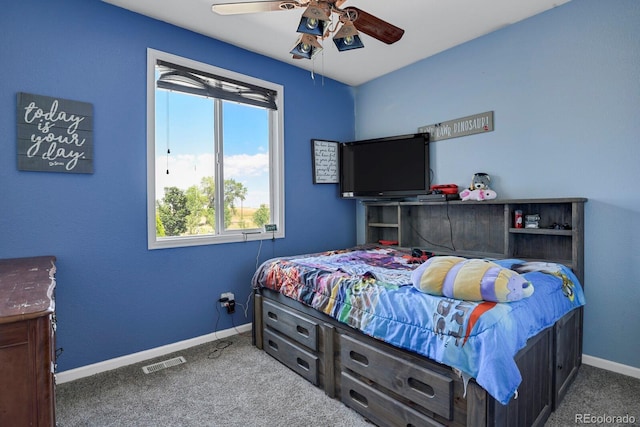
{"left": 55, "top": 331, "right": 640, "bottom": 384}
{"left": 582, "top": 354, "right": 640, "bottom": 379}
{"left": 56, "top": 323, "right": 252, "bottom": 384}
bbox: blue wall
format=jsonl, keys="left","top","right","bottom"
{"left": 0, "top": 0, "right": 356, "bottom": 371}
{"left": 3, "top": 0, "right": 638, "bottom": 373}
{"left": 355, "top": 0, "right": 640, "bottom": 369}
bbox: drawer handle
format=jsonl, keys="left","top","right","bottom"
{"left": 267, "top": 311, "right": 278, "bottom": 321}
{"left": 349, "top": 389, "right": 369, "bottom": 408}
{"left": 297, "top": 357, "right": 310, "bottom": 371}
{"left": 349, "top": 350, "right": 369, "bottom": 367}
{"left": 268, "top": 340, "right": 279, "bottom": 351}
{"left": 408, "top": 377, "right": 435, "bottom": 398}
{"left": 296, "top": 325, "right": 309, "bottom": 338}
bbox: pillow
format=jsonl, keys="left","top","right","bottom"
{"left": 411, "top": 256, "right": 534, "bottom": 302}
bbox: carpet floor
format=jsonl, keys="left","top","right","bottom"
{"left": 56, "top": 333, "right": 640, "bottom": 426}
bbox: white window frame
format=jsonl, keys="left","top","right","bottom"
{"left": 146, "top": 48, "right": 285, "bottom": 250}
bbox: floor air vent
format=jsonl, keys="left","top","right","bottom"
{"left": 142, "top": 356, "right": 186, "bottom": 374}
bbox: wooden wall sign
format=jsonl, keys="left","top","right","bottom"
{"left": 311, "top": 139, "right": 339, "bottom": 184}
{"left": 17, "top": 92, "right": 94, "bottom": 174}
{"left": 418, "top": 111, "right": 494, "bottom": 142}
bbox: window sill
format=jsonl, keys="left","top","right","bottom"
{"left": 148, "top": 230, "right": 284, "bottom": 250}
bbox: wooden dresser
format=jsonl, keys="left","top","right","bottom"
{"left": 0, "top": 256, "right": 57, "bottom": 426}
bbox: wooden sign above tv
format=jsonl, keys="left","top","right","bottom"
{"left": 17, "top": 92, "right": 93, "bottom": 174}
{"left": 418, "top": 111, "right": 494, "bottom": 142}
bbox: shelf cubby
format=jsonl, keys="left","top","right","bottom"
{"left": 364, "top": 198, "right": 586, "bottom": 283}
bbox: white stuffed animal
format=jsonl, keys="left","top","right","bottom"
{"left": 460, "top": 173, "right": 497, "bottom": 201}
{"left": 460, "top": 188, "right": 497, "bottom": 201}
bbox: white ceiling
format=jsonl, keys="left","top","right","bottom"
{"left": 103, "top": 0, "right": 570, "bottom": 86}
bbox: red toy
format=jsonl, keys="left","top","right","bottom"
{"left": 430, "top": 184, "right": 458, "bottom": 195}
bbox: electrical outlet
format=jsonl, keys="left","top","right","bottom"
{"left": 264, "top": 224, "right": 277, "bottom": 232}
{"left": 219, "top": 292, "right": 236, "bottom": 314}
{"left": 220, "top": 292, "right": 234, "bottom": 307}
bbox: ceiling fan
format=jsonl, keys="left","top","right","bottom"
{"left": 211, "top": 1, "right": 404, "bottom": 59}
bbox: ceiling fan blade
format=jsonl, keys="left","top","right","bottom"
{"left": 346, "top": 7, "right": 404, "bottom": 45}
{"left": 212, "top": 1, "right": 302, "bottom": 15}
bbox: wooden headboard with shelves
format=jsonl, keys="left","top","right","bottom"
{"left": 364, "top": 198, "right": 586, "bottom": 284}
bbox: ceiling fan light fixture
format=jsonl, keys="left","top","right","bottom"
{"left": 333, "top": 21, "right": 364, "bottom": 52}
{"left": 297, "top": 2, "right": 330, "bottom": 36}
{"left": 290, "top": 34, "right": 323, "bottom": 59}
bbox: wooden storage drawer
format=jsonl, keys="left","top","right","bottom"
{"left": 263, "top": 328, "right": 319, "bottom": 385}
{"left": 340, "top": 333, "right": 453, "bottom": 420}
{"left": 262, "top": 299, "right": 319, "bottom": 351}
{"left": 341, "top": 371, "right": 445, "bottom": 427}
{"left": 0, "top": 320, "right": 28, "bottom": 347}
{"left": 554, "top": 308, "right": 582, "bottom": 408}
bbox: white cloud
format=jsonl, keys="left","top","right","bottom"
{"left": 224, "top": 153, "right": 269, "bottom": 178}
{"left": 155, "top": 153, "right": 214, "bottom": 196}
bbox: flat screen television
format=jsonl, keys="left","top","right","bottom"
{"left": 340, "top": 133, "right": 430, "bottom": 199}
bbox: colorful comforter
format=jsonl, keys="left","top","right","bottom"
{"left": 252, "top": 246, "right": 586, "bottom": 405}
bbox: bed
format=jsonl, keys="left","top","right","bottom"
{"left": 251, "top": 198, "right": 586, "bottom": 427}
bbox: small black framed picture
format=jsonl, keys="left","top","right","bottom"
{"left": 311, "top": 139, "right": 339, "bottom": 184}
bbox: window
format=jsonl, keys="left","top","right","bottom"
{"left": 147, "top": 49, "right": 284, "bottom": 249}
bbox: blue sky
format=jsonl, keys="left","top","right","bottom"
{"left": 155, "top": 90, "right": 270, "bottom": 208}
